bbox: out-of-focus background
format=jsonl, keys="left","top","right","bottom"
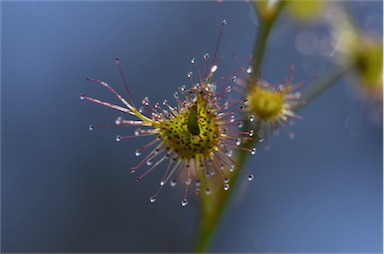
{"left": 2, "top": 1, "right": 382, "bottom": 252}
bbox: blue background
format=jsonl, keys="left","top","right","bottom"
{"left": 2, "top": 1, "right": 382, "bottom": 252}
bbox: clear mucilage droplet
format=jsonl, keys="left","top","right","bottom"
{"left": 142, "top": 97, "right": 149, "bottom": 106}
{"left": 207, "top": 83, "right": 217, "bottom": 92}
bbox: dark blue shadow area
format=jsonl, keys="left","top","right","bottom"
{"left": 1, "top": 1, "right": 382, "bottom": 253}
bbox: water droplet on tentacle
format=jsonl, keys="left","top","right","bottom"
{"left": 170, "top": 179, "right": 177, "bottom": 187}
{"left": 181, "top": 199, "right": 188, "bottom": 207}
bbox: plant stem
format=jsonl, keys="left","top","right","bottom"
{"left": 194, "top": 2, "right": 285, "bottom": 252}
{"left": 193, "top": 2, "right": 350, "bottom": 253}
{"left": 194, "top": 191, "right": 227, "bottom": 252}
{"left": 295, "top": 67, "right": 350, "bottom": 112}
{"left": 251, "top": 0, "right": 286, "bottom": 75}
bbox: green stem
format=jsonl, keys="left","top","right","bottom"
{"left": 194, "top": 2, "right": 285, "bottom": 253}
{"left": 251, "top": 0, "right": 286, "bottom": 75}
{"left": 194, "top": 134, "right": 263, "bottom": 252}
{"left": 194, "top": 194, "right": 224, "bottom": 252}
{"left": 295, "top": 67, "right": 351, "bottom": 112}
{"left": 193, "top": 2, "right": 350, "bottom": 253}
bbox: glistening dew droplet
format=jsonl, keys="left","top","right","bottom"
{"left": 181, "top": 199, "right": 188, "bottom": 207}
{"left": 170, "top": 179, "right": 177, "bottom": 187}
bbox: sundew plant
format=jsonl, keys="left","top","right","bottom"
{"left": 80, "top": 1, "right": 382, "bottom": 253}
